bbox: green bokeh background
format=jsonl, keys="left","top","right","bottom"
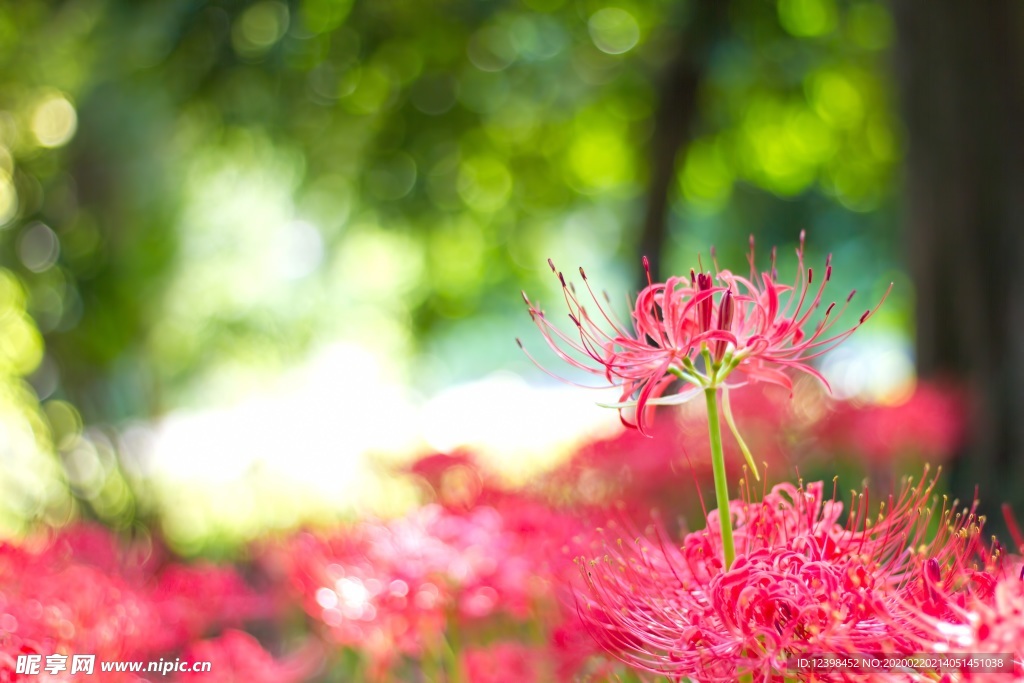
{"left": 0, "top": 0, "right": 911, "bottom": 545}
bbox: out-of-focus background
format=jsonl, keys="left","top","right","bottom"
{"left": 0, "top": 0, "right": 1021, "bottom": 551}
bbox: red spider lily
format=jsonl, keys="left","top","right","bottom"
{"left": 576, "top": 468, "right": 994, "bottom": 682}
{"left": 0, "top": 543, "right": 153, "bottom": 681}
{"left": 519, "top": 233, "right": 890, "bottom": 433}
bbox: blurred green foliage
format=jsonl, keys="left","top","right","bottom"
{"left": 0, "top": 0, "right": 904, "bottom": 531}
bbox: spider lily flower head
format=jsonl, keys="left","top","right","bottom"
{"left": 576, "top": 468, "right": 991, "bottom": 682}
{"left": 884, "top": 562, "right": 1024, "bottom": 679}
{"left": 519, "top": 233, "right": 890, "bottom": 433}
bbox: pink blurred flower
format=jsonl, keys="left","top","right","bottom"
{"left": 462, "top": 642, "right": 540, "bottom": 683}
{"left": 281, "top": 524, "right": 447, "bottom": 665}
{"left": 403, "top": 450, "right": 488, "bottom": 512}
{"left": 520, "top": 233, "right": 888, "bottom": 433}
{"left": 549, "top": 617, "right": 624, "bottom": 681}
{"left": 148, "top": 563, "right": 276, "bottom": 653}
{"left": 819, "top": 382, "right": 967, "bottom": 464}
{"left": 38, "top": 522, "right": 132, "bottom": 575}
{"left": 175, "top": 630, "right": 320, "bottom": 683}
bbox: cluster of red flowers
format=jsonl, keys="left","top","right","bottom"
{"left": 0, "top": 524, "right": 315, "bottom": 683}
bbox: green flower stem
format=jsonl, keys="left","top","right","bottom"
{"left": 705, "top": 387, "right": 736, "bottom": 570}
{"left": 722, "top": 387, "right": 760, "bottom": 482}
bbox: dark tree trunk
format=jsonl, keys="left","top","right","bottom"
{"left": 890, "top": 1, "right": 1024, "bottom": 528}
{"left": 637, "top": 0, "right": 730, "bottom": 285}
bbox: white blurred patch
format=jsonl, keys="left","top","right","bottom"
{"left": 131, "top": 344, "right": 622, "bottom": 547}
{"left": 279, "top": 219, "right": 324, "bottom": 280}
{"left": 819, "top": 333, "right": 914, "bottom": 402}
{"left": 419, "top": 372, "right": 620, "bottom": 480}
{"left": 144, "top": 343, "right": 416, "bottom": 493}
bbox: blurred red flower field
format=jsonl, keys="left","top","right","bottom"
{"left": 4, "top": 380, "right": 1008, "bottom": 682}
